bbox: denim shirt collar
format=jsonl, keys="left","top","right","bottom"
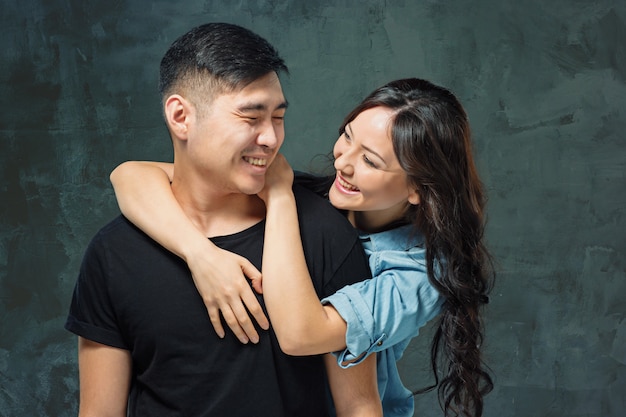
{"left": 358, "top": 224, "right": 424, "bottom": 252}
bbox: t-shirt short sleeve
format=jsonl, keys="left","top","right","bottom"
{"left": 65, "top": 219, "right": 128, "bottom": 349}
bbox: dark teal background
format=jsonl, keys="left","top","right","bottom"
{"left": 1, "top": 1, "right": 625, "bottom": 416}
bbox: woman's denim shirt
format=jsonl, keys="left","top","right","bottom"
{"left": 322, "top": 224, "right": 445, "bottom": 417}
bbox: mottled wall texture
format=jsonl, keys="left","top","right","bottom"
{"left": 1, "top": 0, "right": 624, "bottom": 416}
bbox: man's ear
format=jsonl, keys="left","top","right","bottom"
{"left": 164, "top": 95, "right": 192, "bottom": 140}
{"left": 407, "top": 188, "right": 420, "bottom": 205}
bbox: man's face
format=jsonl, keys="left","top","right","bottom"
{"left": 186, "top": 72, "right": 287, "bottom": 195}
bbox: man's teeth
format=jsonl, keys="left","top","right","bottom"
{"left": 244, "top": 157, "right": 267, "bottom": 166}
{"left": 338, "top": 176, "right": 359, "bottom": 191}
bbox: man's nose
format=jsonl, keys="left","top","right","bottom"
{"left": 257, "top": 121, "right": 282, "bottom": 148}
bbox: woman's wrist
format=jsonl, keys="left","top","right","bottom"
{"left": 265, "top": 190, "right": 296, "bottom": 210}
{"left": 178, "top": 231, "right": 213, "bottom": 263}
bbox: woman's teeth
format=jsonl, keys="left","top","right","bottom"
{"left": 338, "top": 176, "right": 359, "bottom": 191}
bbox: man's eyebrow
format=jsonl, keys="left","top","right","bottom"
{"left": 238, "top": 100, "right": 289, "bottom": 112}
{"left": 347, "top": 123, "right": 386, "bottom": 163}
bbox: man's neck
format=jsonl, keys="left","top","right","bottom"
{"left": 171, "top": 177, "right": 266, "bottom": 238}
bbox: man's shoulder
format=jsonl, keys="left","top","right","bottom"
{"left": 292, "top": 183, "right": 344, "bottom": 220}
{"left": 291, "top": 185, "right": 370, "bottom": 295}
{"left": 93, "top": 215, "right": 137, "bottom": 237}
{"left": 87, "top": 215, "right": 148, "bottom": 251}
{"left": 292, "top": 182, "right": 327, "bottom": 204}
{"left": 292, "top": 183, "right": 358, "bottom": 243}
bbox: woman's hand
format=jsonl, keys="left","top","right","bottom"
{"left": 258, "top": 153, "right": 294, "bottom": 205}
{"left": 185, "top": 240, "right": 268, "bottom": 344}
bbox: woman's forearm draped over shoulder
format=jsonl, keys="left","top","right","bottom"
{"left": 259, "top": 156, "right": 349, "bottom": 355}
{"left": 110, "top": 161, "right": 198, "bottom": 258}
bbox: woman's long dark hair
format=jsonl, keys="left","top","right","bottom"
{"left": 339, "top": 78, "right": 495, "bottom": 417}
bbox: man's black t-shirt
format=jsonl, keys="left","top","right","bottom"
{"left": 65, "top": 183, "right": 371, "bottom": 416}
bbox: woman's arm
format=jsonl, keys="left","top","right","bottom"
{"left": 259, "top": 154, "right": 349, "bottom": 355}
{"left": 109, "top": 161, "right": 268, "bottom": 344}
{"left": 324, "top": 353, "right": 382, "bottom": 417}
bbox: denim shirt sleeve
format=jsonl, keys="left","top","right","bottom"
{"left": 322, "top": 231, "right": 445, "bottom": 368}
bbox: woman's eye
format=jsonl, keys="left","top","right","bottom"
{"left": 363, "top": 155, "right": 377, "bottom": 168}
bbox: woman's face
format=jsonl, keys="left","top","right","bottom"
{"left": 328, "top": 106, "right": 419, "bottom": 230}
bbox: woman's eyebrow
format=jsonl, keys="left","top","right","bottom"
{"left": 346, "top": 123, "right": 352, "bottom": 135}
{"left": 347, "top": 123, "right": 386, "bottom": 163}
{"left": 363, "top": 144, "right": 385, "bottom": 163}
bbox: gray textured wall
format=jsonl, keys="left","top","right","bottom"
{"left": 1, "top": 0, "right": 624, "bottom": 416}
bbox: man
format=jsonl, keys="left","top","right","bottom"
{"left": 65, "top": 23, "right": 378, "bottom": 416}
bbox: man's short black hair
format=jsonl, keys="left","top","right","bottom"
{"left": 159, "top": 22, "right": 288, "bottom": 103}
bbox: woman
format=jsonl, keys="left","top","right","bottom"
{"left": 110, "top": 78, "right": 494, "bottom": 417}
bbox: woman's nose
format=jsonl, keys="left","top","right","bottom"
{"left": 334, "top": 148, "right": 354, "bottom": 175}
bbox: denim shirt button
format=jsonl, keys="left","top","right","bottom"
{"left": 377, "top": 340, "right": 383, "bottom": 346}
